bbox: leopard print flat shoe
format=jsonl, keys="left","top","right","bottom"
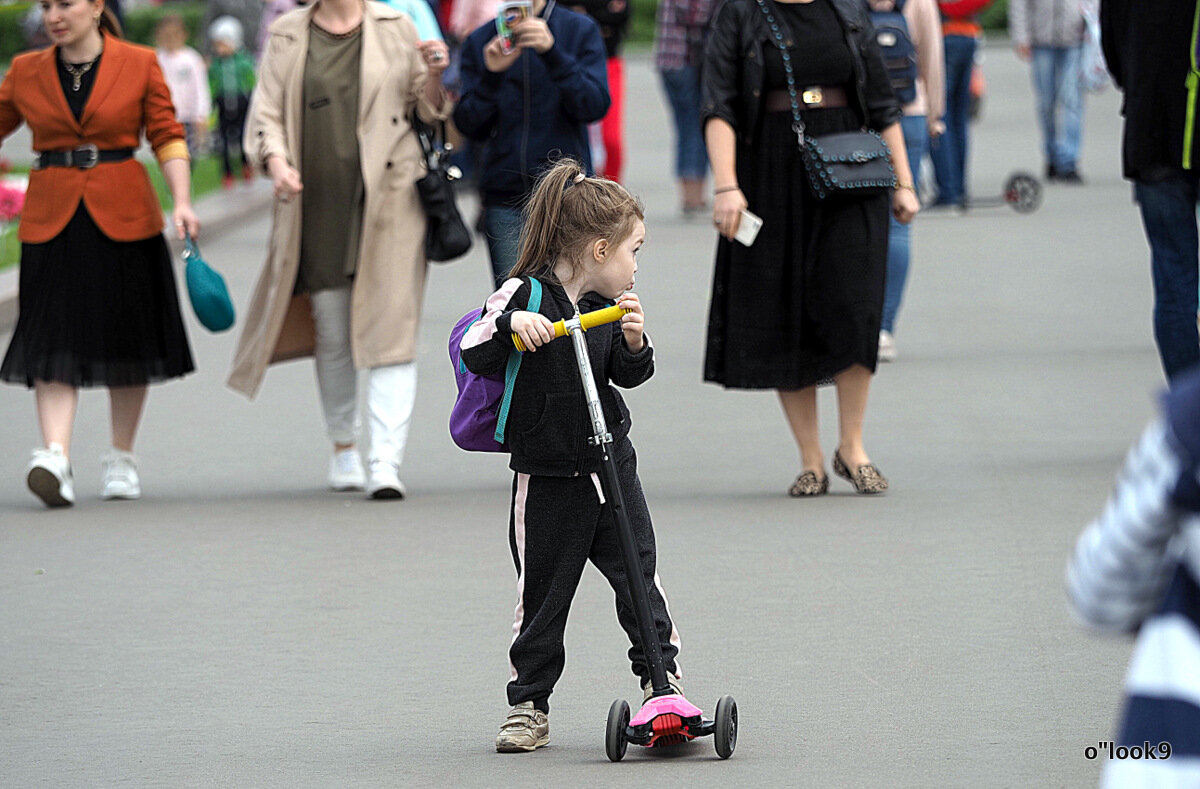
{"left": 832, "top": 451, "right": 888, "bottom": 494}
{"left": 788, "top": 470, "right": 829, "bottom": 497}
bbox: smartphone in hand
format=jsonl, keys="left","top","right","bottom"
{"left": 496, "top": 0, "right": 532, "bottom": 54}
{"left": 734, "top": 209, "right": 763, "bottom": 246}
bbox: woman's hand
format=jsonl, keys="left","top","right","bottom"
{"left": 172, "top": 204, "right": 200, "bottom": 241}
{"left": 267, "top": 155, "right": 303, "bottom": 203}
{"left": 484, "top": 36, "right": 522, "bottom": 72}
{"left": 892, "top": 186, "right": 920, "bottom": 224}
{"left": 712, "top": 187, "right": 748, "bottom": 240}
{"left": 617, "top": 292, "right": 645, "bottom": 352}
{"left": 511, "top": 310, "right": 556, "bottom": 352}
{"left": 419, "top": 40, "right": 450, "bottom": 76}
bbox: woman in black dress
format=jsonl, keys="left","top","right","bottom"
{"left": 0, "top": 1, "right": 199, "bottom": 507}
{"left": 702, "top": 0, "right": 918, "bottom": 495}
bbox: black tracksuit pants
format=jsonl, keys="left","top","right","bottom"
{"left": 506, "top": 444, "right": 681, "bottom": 713}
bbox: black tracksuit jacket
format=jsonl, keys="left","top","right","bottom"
{"left": 460, "top": 276, "right": 655, "bottom": 476}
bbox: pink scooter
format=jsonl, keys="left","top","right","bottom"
{"left": 514, "top": 304, "right": 739, "bottom": 761}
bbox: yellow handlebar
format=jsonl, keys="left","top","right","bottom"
{"left": 512, "top": 304, "right": 631, "bottom": 352}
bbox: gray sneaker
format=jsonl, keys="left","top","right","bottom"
{"left": 641, "top": 675, "right": 684, "bottom": 704}
{"left": 495, "top": 702, "right": 549, "bottom": 752}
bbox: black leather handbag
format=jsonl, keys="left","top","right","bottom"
{"left": 413, "top": 117, "right": 473, "bottom": 263}
{"left": 753, "top": 0, "right": 896, "bottom": 201}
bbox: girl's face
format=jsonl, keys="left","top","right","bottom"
{"left": 42, "top": 0, "right": 101, "bottom": 49}
{"left": 590, "top": 218, "right": 644, "bottom": 299}
{"left": 156, "top": 24, "right": 187, "bottom": 51}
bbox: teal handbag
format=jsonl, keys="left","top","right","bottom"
{"left": 183, "top": 236, "right": 235, "bottom": 333}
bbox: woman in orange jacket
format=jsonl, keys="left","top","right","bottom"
{"left": 0, "top": 0, "right": 200, "bottom": 508}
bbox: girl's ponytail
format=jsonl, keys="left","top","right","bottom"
{"left": 508, "top": 159, "right": 644, "bottom": 283}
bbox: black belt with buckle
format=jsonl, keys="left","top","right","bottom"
{"left": 34, "top": 145, "right": 135, "bottom": 170}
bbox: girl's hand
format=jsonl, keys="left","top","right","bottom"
{"left": 484, "top": 36, "right": 522, "bottom": 72}
{"left": 511, "top": 310, "right": 555, "bottom": 352}
{"left": 617, "top": 292, "right": 645, "bottom": 352}
{"left": 712, "top": 188, "right": 748, "bottom": 240}
{"left": 892, "top": 186, "right": 920, "bottom": 225}
{"left": 267, "top": 155, "right": 303, "bottom": 203}
{"left": 172, "top": 204, "right": 200, "bottom": 240}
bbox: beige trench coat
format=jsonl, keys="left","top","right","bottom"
{"left": 227, "top": 2, "right": 447, "bottom": 398}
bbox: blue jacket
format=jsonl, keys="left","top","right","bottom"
{"left": 454, "top": 2, "right": 610, "bottom": 208}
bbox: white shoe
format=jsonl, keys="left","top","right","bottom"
{"left": 366, "top": 459, "right": 405, "bottom": 500}
{"left": 329, "top": 448, "right": 366, "bottom": 491}
{"left": 878, "top": 330, "right": 897, "bottom": 363}
{"left": 27, "top": 443, "right": 75, "bottom": 508}
{"left": 100, "top": 449, "right": 141, "bottom": 500}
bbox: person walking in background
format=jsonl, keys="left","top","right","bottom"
{"left": 454, "top": 0, "right": 609, "bottom": 287}
{"left": 1009, "top": 0, "right": 1086, "bottom": 183}
{"left": 872, "top": 0, "right": 943, "bottom": 363}
{"left": 0, "top": 0, "right": 200, "bottom": 507}
{"left": 458, "top": 161, "right": 683, "bottom": 753}
{"left": 203, "top": 0, "right": 264, "bottom": 59}
{"left": 930, "top": 0, "right": 990, "bottom": 209}
{"left": 207, "top": 17, "right": 256, "bottom": 189}
{"left": 570, "top": 0, "right": 631, "bottom": 182}
{"left": 654, "top": 0, "right": 715, "bottom": 214}
{"left": 229, "top": 0, "right": 450, "bottom": 499}
{"left": 1101, "top": 0, "right": 1200, "bottom": 383}
{"left": 1066, "top": 369, "right": 1200, "bottom": 786}
{"left": 155, "top": 14, "right": 211, "bottom": 161}
{"left": 702, "top": 0, "right": 919, "bottom": 497}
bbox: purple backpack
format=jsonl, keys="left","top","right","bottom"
{"left": 448, "top": 278, "right": 542, "bottom": 452}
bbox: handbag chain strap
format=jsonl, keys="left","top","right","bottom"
{"left": 753, "top": 0, "right": 806, "bottom": 146}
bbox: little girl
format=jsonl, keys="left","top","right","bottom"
{"left": 460, "top": 160, "right": 684, "bottom": 753}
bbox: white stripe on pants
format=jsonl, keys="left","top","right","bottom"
{"left": 310, "top": 288, "right": 416, "bottom": 465}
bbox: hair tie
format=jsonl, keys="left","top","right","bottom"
{"left": 573, "top": 172, "right": 586, "bottom": 184}
{"left": 563, "top": 171, "right": 587, "bottom": 192}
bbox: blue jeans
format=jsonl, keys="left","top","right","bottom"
{"left": 930, "top": 34, "right": 976, "bottom": 206}
{"left": 483, "top": 205, "right": 524, "bottom": 288}
{"left": 659, "top": 66, "right": 708, "bottom": 180}
{"left": 882, "top": 114, "right": 929, "bottom": 334}
{"left": 1031, "top": 46, "right": 1084, "bottom": 172}
{"left": 1135, "top": 174, "right": 1200, "bottom": 382}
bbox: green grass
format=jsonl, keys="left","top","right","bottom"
{"left": 0, "top": 154, "right": 226, "bottom": 273}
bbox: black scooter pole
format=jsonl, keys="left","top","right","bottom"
{"left": 564, "top": 314, "right": 673, "bottom": 697}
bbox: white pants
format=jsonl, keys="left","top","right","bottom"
{"left": 310, "top": 288, "right": 416, "bottom": 465}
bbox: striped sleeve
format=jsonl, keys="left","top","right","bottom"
{"left": 460, "top": 278, "right": 528, "bottom": 376}
{"left": 1067, "top": 419, "right": 1185, "bottom": 633}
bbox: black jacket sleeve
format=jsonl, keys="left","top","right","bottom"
{"left": 1099, "top": 0, "right": 1126, "bottom": 90}
{"left": 460, "top": 280, "right": 533, "bottom": 376}
{"left": 608, "top": 327, "right": 655, "bottom": 388}
{"left": 701, "top": 0, "right": 744, "bottom": 132}
{"left": 453, "top": 30, "right": 504, "bottom": 142}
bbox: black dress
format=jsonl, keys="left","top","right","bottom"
{"left": 704, "top": 0, "right": 890, "bottom": 390}
{"left": 0, "top": 51, "right": 194, "bottom": 389}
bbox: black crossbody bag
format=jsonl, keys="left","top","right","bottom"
{"left": 753, "top": 0, "right": 896, "bottom": 200}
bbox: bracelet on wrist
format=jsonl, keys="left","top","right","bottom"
{"left": 895, "top": 182, "right": 915, "bottom": 192}
{"left": 713, "top": 185, "right": 740, "bottom": 195}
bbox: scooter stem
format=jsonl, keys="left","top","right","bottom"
{"left": 565, "top": 313, "right": 673, "bottom": 696}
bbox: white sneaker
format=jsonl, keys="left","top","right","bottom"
{"left": 878, "top": 331, "right": 897, "bottom": 363}
{"left": 366, "top": 459, "right": 405, "bottom": 500}
{"left": 329, "top": 448, "right": 366, "bottom": 491}
{"left": 27, "top": 443, "right": 75, "bottom": 508}
{"left": 100, "top": 449, "right": 141, "bottom": 500}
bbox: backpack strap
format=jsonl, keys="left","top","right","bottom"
{"left": 495, "top": 277, "right": 543, "bottom": 444}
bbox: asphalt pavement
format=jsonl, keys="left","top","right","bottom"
{"left": 0, "top": 46, "right": 1166, "bottom": 787}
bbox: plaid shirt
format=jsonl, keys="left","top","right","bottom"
{"left": 654, "top": 0, "right": 715, "bottom": 70}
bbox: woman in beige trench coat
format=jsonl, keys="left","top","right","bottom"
{"left": 228, "top": 0, "right": 449, "bottom": 498}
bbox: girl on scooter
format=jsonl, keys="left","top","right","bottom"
{"left": 459, "top": 160, "right": 685, "bottom": 753}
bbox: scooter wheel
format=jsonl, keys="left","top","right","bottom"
{"left": 1004, "top": 172, "right": 1042, "bottom": 214}
{"left": 714, "top": 695, "right": 737, "bottom": 759}
{"left": 606, "top": 698, "right": 630, "bottom": 762}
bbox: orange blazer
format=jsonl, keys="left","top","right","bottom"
{"left": 0, "top": 34, "right": 188, "bottom": 244}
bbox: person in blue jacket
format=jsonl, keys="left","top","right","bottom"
{"left": 454, "top": 0, "right": 610, "bottom": 286}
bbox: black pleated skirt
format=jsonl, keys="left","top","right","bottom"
{"left": 703, "top": 108, "right": 890, "bottom": 390}
{"left": 0, "top": 203, "right": 195, "bottom": 388}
